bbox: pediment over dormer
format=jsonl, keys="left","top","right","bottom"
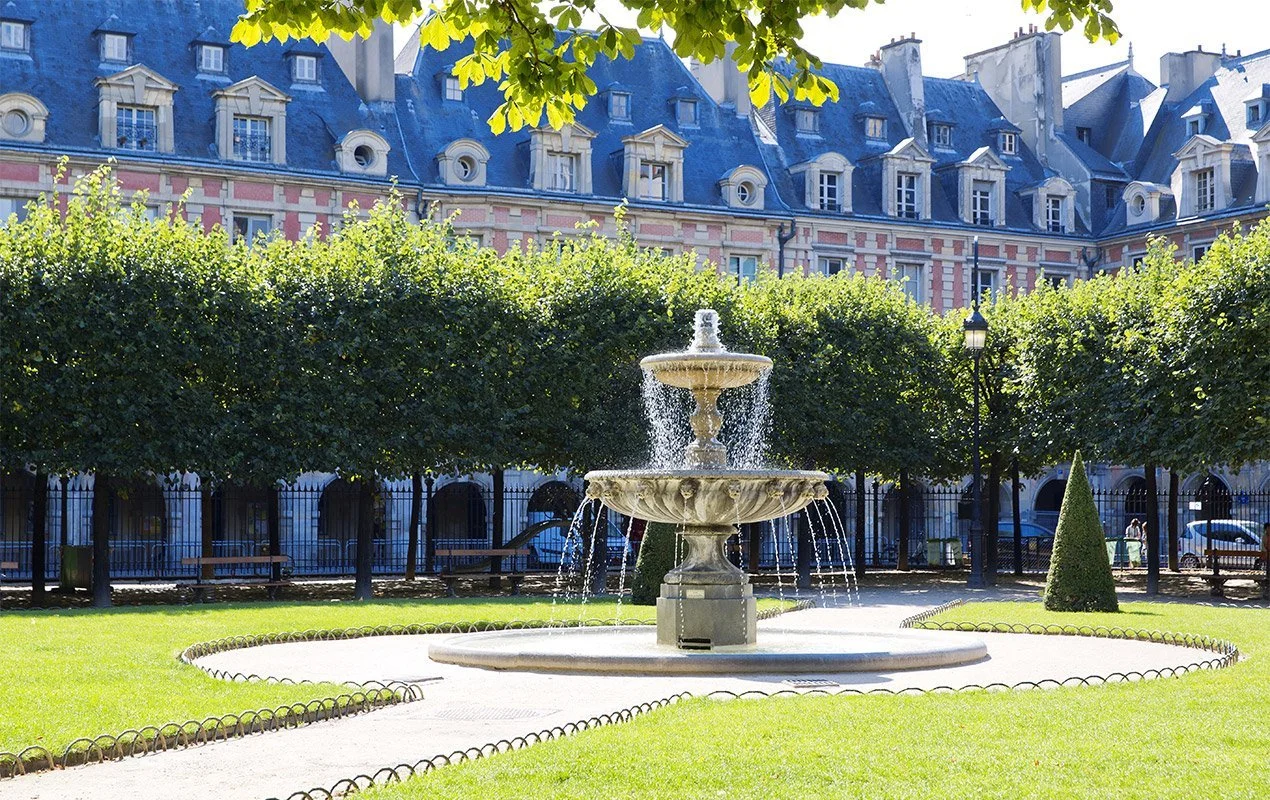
{"left": 93, "top": 64, "right": 179, "bottom": 98}
{"left": 212, "top": 75, "right": 292, "bottom": 109}
{"left": 1254, "top": 121, "right": 1270, "bottom": 144}
{"left": 961, "top": 146, "right": 1010, "bottom": 172}
{"left": 884, "top": 137, "right": 934, "bottom": 163}
{"left": 622, "top": 124, "right": 690, "bottom": 152}
{"left": 1172, "top": 133, "right": 1228, "bottom": 161}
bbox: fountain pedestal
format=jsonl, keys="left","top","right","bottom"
{"left": 655, "top": 524, "right": 756, "bottom": 648}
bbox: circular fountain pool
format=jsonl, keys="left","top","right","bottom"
{"left": 428, "top": 626, "right": 988, "bottom": 675}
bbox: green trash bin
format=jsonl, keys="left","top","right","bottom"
{"left": 926, "top": 538, "right": 962, "bottom": 567}
{"left": 60, "top": 545, "right": 92, "bottom": 590}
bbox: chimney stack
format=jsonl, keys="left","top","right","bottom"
{"left": 878, "top": 34, "right": 927, "bottom": 144}
{"left": 1160, "top": 47, "right": 1222, "bottom": 103}
{"left": 326, "top": 18, "right": 396, "bottom": 104}
{"left": 690, "top": 43, "right": 751, "bottom": 118}
{"left": 962, "top": 30, "right": 1063, "bottom": 162}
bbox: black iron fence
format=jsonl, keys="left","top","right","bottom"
{"left": 2, "top": 474, "right": 1267, "bottom": 586}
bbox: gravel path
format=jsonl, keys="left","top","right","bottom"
{"left": 2, "top": 586, "right": 1213, "bottom": 800}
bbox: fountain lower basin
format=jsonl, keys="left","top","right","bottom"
{"left": 428, "top": 626, "right": 988, "bottom": 675}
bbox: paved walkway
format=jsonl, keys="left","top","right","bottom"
{"left": 2, "top": 587, "right": 1213, "bottom": 800}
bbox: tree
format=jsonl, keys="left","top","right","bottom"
{"left": 631, "top": 522, "right": 677, "bottom": 605}
{"left": 233, "top": 0, "right": 1119, "bottom": 133}
{"left": 1043, "top": 451, "right": 1118, "bottom": 613}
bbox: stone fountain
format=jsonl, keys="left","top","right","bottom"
{"left": 428, "top": 310, "right": 987, "bottom": 674}
{"left": 584, "top": 309, "right": 828, "bottom": 649}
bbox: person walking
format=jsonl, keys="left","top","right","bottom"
{"left": 1124, "top": 519, "right": 1144, "bottom": 567}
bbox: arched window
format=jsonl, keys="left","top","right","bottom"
{"left": 432, "top": 481, "right": 487, "bottom": 541}
{"left": 1033, "top": 479, "right": 1067, "bottom": 533}
{"left": 213, "top": 483, "right": 271, "bottom": 558}
{"left": 317, "top": 478, "right": 386, "bottom": 570}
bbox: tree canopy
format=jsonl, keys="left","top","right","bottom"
{"left": 232, "top": 0, "right": 1121, "bottom": 133}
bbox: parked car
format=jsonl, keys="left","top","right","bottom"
{"left": 1178, "top": 520, "right": 1263, "bottom": 569}
{"left": 522, "top": 519, "right": 637, "bottom": 571}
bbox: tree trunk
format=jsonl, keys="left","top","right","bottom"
{"left": 200, "top": 485, "right": 215, "bottom": 581}
{"left": 424, "top": 476, "right": 436, "bottom": 574}
{"left": 1011, "top": 457, "right": 1023, "bottom": 575}
{"left": 268, "top": 485, "right": 281, "bottom": 584}
{"left": 591, "top": 505, "right": 609, "bottom": 595}
{"left": 31, "top": 473, "right": 47, "bottom": 605}
{"left": 854, "top": 468, "right": 867, "bottom": 579}
{"left": 745, "top": 522, "right": 761, "bottom": 575}
{"left": 354, "top": 478, "right": 374, "bottom": 601}
{"left": 1167, "top": 469, "right": 1180, "bottom": 572}
{"left": 1145, "top": 463, "right": 1160, "bottom": 595}
{"left": 897, "top": 471, "right": 910, "bottom": 571}
{"left": 985, "top": 460, "right": 1001, "bottom": 585}
{"left": 91, "top": 475, "right": 111, "bottom": 608}
{"left": 796, "top": 510, "right": 813, "bottom": 589}
{"left": 405, "top": 472, "right": 422, "bottom": 580}
{"left": 490, "top": 468, "right": 505, "bottom": 590}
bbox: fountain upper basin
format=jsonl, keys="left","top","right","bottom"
{"left": 640, "top": 351, "right": 772, "bottom": 391}
{"left": 583, "top": 468, "right": 830, "bottom": 527}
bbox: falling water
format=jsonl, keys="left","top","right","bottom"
{"left": 642, "top": 370, "right": 692, "bottom": 469}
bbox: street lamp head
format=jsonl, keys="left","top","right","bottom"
{"left": 963, "top": 309, "right": 988, "bottom": 352}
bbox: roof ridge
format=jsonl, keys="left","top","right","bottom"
{"left": 1061, "top": 59, "right": 1129, "bottom": 83}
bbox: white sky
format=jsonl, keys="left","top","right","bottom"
{"left": 394, "top": 0, "right": 1264, "bottom": 87}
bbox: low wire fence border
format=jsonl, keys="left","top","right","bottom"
{"left": 272, "top": 605, "right": 1243, "bottom": 800}
{"left": 0, "top": 602, "right": 815, "bottom": 781}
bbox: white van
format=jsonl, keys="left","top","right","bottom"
{"left": 1178, "top": 519, "right": 1263, "bottom": 569}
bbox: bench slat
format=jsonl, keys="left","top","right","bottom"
{"left": 0, "top": 561, "right": 18, "bottom": 570}
{"left": 434, "top": 548, "right": 531, "bottom": 557}
{"left": 1204, "top": 548, "right": 1269, "bottom": 558}
{"left": 181, "top": 555, "right": 290, "bottom": 566}
{"left": 190, "top": 580, "right": 292, "bottom": 587}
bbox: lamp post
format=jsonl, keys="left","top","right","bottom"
{"left": 964, "top": 236, "right": 989, "bottom": 590}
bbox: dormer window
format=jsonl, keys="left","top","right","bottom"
{"left": 971, "top": 181, "right": 994, "bottom": 225}
{"left": 718, "top": 164, "right": 767, "bottom": 209}
{"left": 639, "top": 162, "right": 668, "bottom": 201}
{"left": 116, "top": 105, "right": 156, "bottom": 151}
{"left": 443, "top": 75, "right": 463, "bottom": 101}
{"left": 101, "top": 33, "right": 129, "bottom": 63}
{"left": 199, "top": 44, "right": 225, "bottom": 73}
{"left": 1045, "top": 196, "right": 1064, "bottom": 232}
{"left": 610, "top": 91, "right": 630, "bottom": 121}
{"left": 1244, "top": 86, "right": 1269, "bottom": 130}
{"left": 0, "top": 20, "right": 27, "bottom": 52}
{"left": 1076, "top": 127, "right": 1092, "bottom": 145}
{"left": 1132, "top": 194, "right": 1146, "bottom": 215}
{"left": 676, "top": 99, "right": 698, "bottom": 127}
{"left": 818, "top": 172, "right": 841, "bottom": 212}
{"left": 292, "top": 54, "right": 317, "bottom": 83}
{"left": 895, "top": 173, "right": 919, "bottom": 218}
{"left": 1195, "top": 167, "right": 1215, "bottom": 212}
{"left": 795, "top": 109, "right": 819, "bottom": 134}
{"left": 930, "top": 123, "right": 951, "bottom": 148}
{"left": 999, "top": 132, "right": 1017, "bottom": 155}
{"left": 735, "top": 181, "right": 753, "bottom": 205}
{"left": 1250, "top": 104, "right": 1264, "bottom": 127}
{"left": 549, "top": 152, "right": 577, "bottom": 191}
{"left": 232, "top": 116, "right": 271, "bottom": 162}
{"left": 1187, "top": 118, "right": 1201, "bottom": 136}
{"left": 865, "top": 116, "right": 887, "bottom": 140}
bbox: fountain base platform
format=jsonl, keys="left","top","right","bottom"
{"left": 427, "top": 626, "right": 987, "bottom": 675}
{"left": 656, "top": 582, "right": 756, "bottom": 649}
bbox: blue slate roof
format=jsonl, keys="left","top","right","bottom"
{"left": 394, "top": 34, "right": 782, "bottom": 214}
{"left": 1096, "top": 47, "right": 1270, "bottom": 235}
{"left": 0, "top": 0, "right": 412, "bottom": 183}
{"left": 761, "top": 64, "right": 1054, "bottom": 232}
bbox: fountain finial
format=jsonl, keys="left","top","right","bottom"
{"left": 689, "top": 309, "right": 724, "bottom": 353}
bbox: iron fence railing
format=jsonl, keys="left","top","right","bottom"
{"left": 1, "top": 476, "right": 1266, "bottom": 585}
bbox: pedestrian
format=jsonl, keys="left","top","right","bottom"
{"left": 1124, "top": 518, "right": 1143, "bottom": 541}
{"left": 1124, "top": 519, "right": 1144, "bottom": 567}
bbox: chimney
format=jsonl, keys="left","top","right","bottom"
{"left": 962, "top": 30, "right": 1063, "bottom": 162}
{"left": 690, "top": 42, "right": 751, "bottom": 118}
{"left": 327, "top": 18, "right": 396, "bottom": 104}
{"left": 1159, "top": 48, "right": 1222, "bottom": 103}
{"left": 878, "top": 34, "right": 926, "bottom": 144}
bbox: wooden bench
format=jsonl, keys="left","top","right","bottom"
{"left": 181, "top": 555, "right": 291, "bottom": 601}
{"left": 1203, "top": 547, "right": 1270, "bottom": 599}
{"left": 0, "top": 561, "right": 17, "bottom": 588}
{"left": 435, "top": 548, "right": 532, "bottom": 596}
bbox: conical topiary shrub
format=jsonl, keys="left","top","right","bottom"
{"left": 1043, "top": 451, "right": 1119, "bottom": 612}
{"left": 631, "top": 522, "right": 678, "bottom": 605}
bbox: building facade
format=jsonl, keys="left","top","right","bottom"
{"left": 2, "top": 2, "right": 1268, "bottom": 572}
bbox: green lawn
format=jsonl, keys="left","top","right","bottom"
{"left": 0, "top": 596, "right": 706, "bottom": 756}
{"left": 364, "top": 601, "right": 1269, "bottom": 800}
